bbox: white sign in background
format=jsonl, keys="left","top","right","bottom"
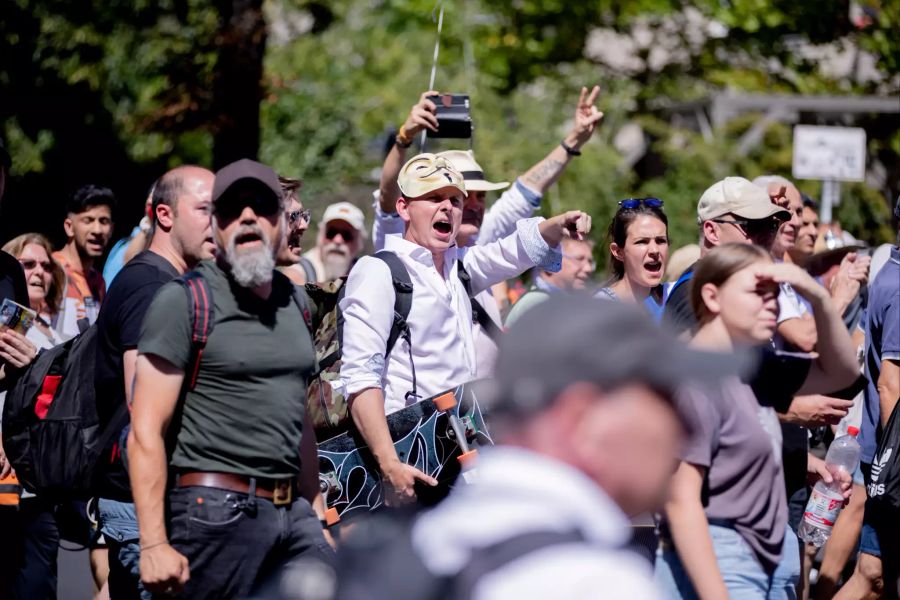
{"left": 792, "top": 125, "right": 867, "bottom": 182}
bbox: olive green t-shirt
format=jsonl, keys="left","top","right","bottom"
{"left": 138, "top": 260, "right": 316, "bottom": 478}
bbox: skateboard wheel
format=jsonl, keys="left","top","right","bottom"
{"left": 434, "top": 392, "right": 457, "bottom": 411}
{"left": 324, "top": 507, "right": 341, "bottom": 526}
{"left": 457, "top": 449, "right": 478, "bottom": 470}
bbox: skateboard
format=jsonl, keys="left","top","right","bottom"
{"left": 317, "top": 381, "right": 492, "bottom": 520}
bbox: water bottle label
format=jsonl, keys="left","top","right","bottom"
{"left": 803, "top": 486, "right": 844, "bottom": 527}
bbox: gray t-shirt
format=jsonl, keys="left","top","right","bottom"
{"left": 675, "top": 376, "right": 788, "bottom": 572}
{"left": 139, "top": 260, "right": 316, "bottom": 479}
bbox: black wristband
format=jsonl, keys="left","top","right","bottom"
{"left": 320, "top": 519, "right": 329, "bottom": 529}
{"left": 395, "top": 137, "right": 413, "bottom": 149}
{"left": 560, "top": 140, "right": 581, "bottom": 156}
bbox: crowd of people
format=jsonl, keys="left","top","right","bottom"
{"left": 0, "top": 84, "right": 897, "bottom": 600}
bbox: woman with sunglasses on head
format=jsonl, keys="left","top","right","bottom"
{"left": 2, "top": 233, "right": 65, "bottom": 349}
{"left": 656, "top": 243, "right": 859, "bottom": 600}
{"left": 596, "top": 197, "right": 669, "bottom": 317}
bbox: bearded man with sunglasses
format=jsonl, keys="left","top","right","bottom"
{"left": 297, "top": 201, "right": 367, "bottom": 283}
{"left": 663, "top": 176, "right": 789, "bottom": 336}
{"left": 129, "top": 159, "right": 333, "bottom": 599}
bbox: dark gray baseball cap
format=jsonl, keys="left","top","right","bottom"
{"left": 483, "top": 294, "right": 749, "bottom": 415}
{"left": 212, "top": 158, "right": 282, "bottom": 208}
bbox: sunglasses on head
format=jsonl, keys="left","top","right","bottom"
{"left": 618, "top": 197, "right": 664, "bottom": 210}
{"left": 19, "top": 258, "right": 53, "bottom": 271}
{"left": 325, "top": 227, "right": 356, "bottom": 242}
{"left": 287, "top": 208, "right": 311, "bottom": 225}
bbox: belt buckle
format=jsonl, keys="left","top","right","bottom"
{"left": 273, "top": 479, "right": 292, "bottom": 506}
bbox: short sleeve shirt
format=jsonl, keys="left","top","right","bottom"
{"left": 93, "top": 250, "right": 179, "bottom": 499}
{"left": 859, "top": 246, "right": 900, "bottom": 463}
{"left": 662, "top": 263, "right": 697, "bottom": 336}
{"left": 138, "top": 261, "right": 316, "bottom": 478}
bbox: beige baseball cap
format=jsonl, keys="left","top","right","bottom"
{"left": 436, "top": 150, "right": 509, "bottom": 192}
{"left": 697, "top": 176, "right": 790, "bottom": 224}
{"left": 321, "top": 201, "right": 366, "bottom": 234}
{"left": 397, "top": 153, "right": 467, "bottom": 199}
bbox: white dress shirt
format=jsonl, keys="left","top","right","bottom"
{"left": 370, "top": 180, "right": 541, "bottom": 378}
{"left": 340, "top": 217, "right": 559, "bottom": 414}
{"left": 412, "top": 447, "right": 663, "bottom": 600}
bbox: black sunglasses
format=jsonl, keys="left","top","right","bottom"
{"left": 325, "top": 227, "right": 356, "bottom": 242}
{"left": 19, "top": 258, "right": 53, "bottom": 271}
{"left": 618, "top": 197, "right": 664, "bottom": 210}
{"left": 711, "top": 217, "right": 780, "bottom": 237}
{"left": 214, "top": 183, "right": 281, "bottom": 222}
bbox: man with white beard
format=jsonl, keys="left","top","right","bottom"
{"left": 297, "top": 201, "right": 366, "bottom": 283}
{"left": 128, "top": 159, "right": 333, "bottom": 599}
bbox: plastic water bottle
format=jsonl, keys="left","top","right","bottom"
{"left": 799, "top": 427, "right": 861, "bottom": 547}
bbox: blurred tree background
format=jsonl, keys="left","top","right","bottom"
{"left": 2, "top": 0, "right": 898, "bottom": 267}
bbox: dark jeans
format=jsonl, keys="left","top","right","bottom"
{"left": 167, "top": 486, "right": 335, "bottom": 600}
{"left": 13, "top": 497, "right": 59, "bottom": 600}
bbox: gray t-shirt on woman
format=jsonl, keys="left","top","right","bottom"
{"left": 674, "top": 376, "right": 788, "bottom": 572}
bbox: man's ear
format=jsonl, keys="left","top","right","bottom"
{"left": 702, "top": 220, "right": 719, "bottom": 247}
{"left": 63, "top": 216, "right": 75, "bottom": 239}
{"left": 396, "top": 196, "right": 412, "bottom": 224}
{"left": 155, "top": 203, "right": 175, "bottom": 231}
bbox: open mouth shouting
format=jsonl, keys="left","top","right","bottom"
{"left": 234, "top": 228, "right": 265, "bottom": 251}
{"left": 644, "top": 258, "right": 663, "bottom": 280}
{"left": 432, "top": 216, "right": 454, "bottom": 242}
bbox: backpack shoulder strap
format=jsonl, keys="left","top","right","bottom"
{"left": 457, "top": 263, "right": 502, "bottom": 342}
{"left": 451, "top": 530, "right": 586, "bottom": 599}
{"left": 289, "top": 283, "right": 314, "bottom": 334}
{"left": 175, "top": 271, "right": 214, "bottom": 391}
{"left": 665, "top": 268, "right": 694, "bottom": 304}
{"left": 372, "top": 251, "right": 414, "bottom": 355}
{"left": 371, "top": 251, "right": 418, "bottom": 401}
{"left": 299, "top": 256, "right": 318, "bottom": 284}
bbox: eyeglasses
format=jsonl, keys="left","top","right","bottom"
{"left": 325, "top": 227, "right": 356, "bottom": 242}
{"left": 618, "top": 197, "right": 664, "bottom": 210}
{"left": 287, "top": 209, "right": 311, "bottom": 225}
{"left": 711, "top": 217, "right": 780, "bottom": 238}
{"left": 19, "top": 258, "right": 53, "bottom": 271}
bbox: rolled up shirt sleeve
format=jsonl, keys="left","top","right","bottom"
{"left": 338, "top": 256, "right": 395, "bottom": 397}
{"left": 462, "top": 217, "right": 561, "bottom": 295}
{"left": 476, "top": 179, "right": 542, "bottom": 245}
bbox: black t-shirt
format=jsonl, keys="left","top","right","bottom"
{"left": 94, "top": 250, "right": 179, "bottom": 500}
{"left": 662, "top": 263, "right": 698, "bottom": 336}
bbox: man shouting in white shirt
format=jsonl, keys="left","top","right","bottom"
{"left": 339, "top": 153, "right": 590, "bottom": 505}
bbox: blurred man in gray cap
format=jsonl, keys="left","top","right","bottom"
{"left": 338, "top": 295, "right": 722, "bottom": 600}
{"left": 129, "top": 159, "right": 332, "bottom": 599}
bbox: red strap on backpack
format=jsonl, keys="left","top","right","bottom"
{"left": 34, "top": 375, "right": 62, "bottom": 419}
{"left": 179, "top": 273, "right": 213, "bottom": 391}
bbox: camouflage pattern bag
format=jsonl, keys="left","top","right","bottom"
{"left": 305, "top": 279, "right": 349, "bottom": 440}
{"left": 304, "top": 252, "right": 416, "bottom": 441}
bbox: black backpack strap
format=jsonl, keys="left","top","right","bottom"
{"left": 299, "top": 256, "right": 318, "bottom": 284}
{"left": 456, "top": 263, "right": 503, "bottom": 342}
{"left": 372, "top": 251, "right": 417, "bottom": 401}
{"left": 451, "top": 529, "right": 586, "bottom": 599}
{"left": 176, "top": 272, "right": 214, "bottom": 391}
{"left": 290, "top": 283, "right": 314, "bottom": 334}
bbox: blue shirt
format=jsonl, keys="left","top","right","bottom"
{"left": 859, "top": 246, "right": 900, "bottom": 464}
{"left": 102, "top": 226, "right": 142, "bottom": 286}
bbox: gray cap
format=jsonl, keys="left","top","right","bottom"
{"left": 213, "top": 158, "right": 282, "bottom": 207}
{"left": 484, "top": 294, "right": 745, "bottom": 415}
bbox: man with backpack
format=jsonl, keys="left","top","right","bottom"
{"left": 337, "top": 295, "right": 712, "bottom": 600}
{"left": 128, "top": 159, "right": 333, "bottom": 599}
{"left": 92, "top": 165, "right": 216, "bottom": 599}
{"left": 339, "top": 152, "right": 590, "bottom": 505}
